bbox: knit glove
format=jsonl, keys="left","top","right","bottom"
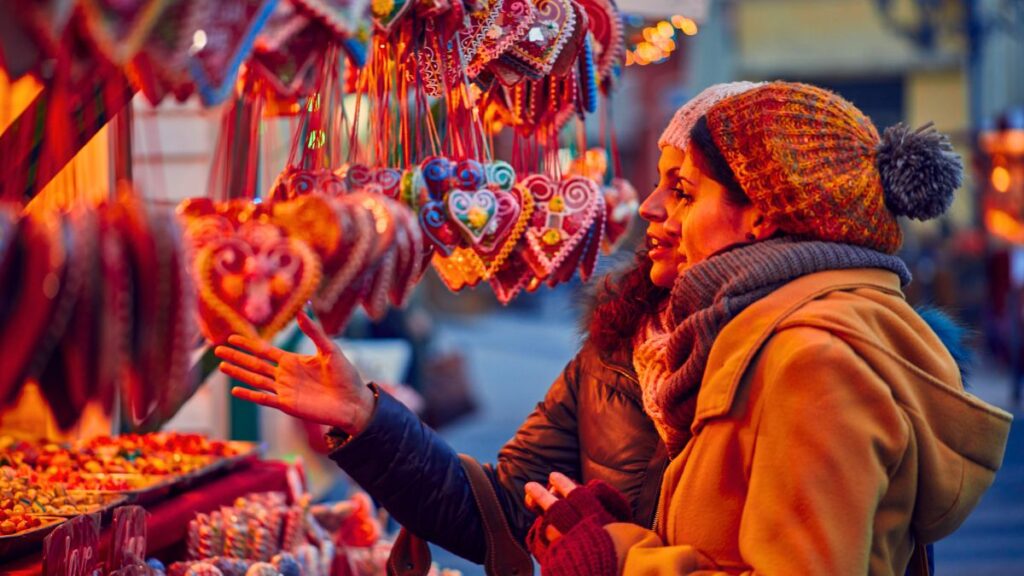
{"left": 527, "top": 480, "right": 631, "bottom": 563}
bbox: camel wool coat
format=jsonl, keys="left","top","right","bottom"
{"left": 604, "top": 268, "right": 1012, "bottom": 575}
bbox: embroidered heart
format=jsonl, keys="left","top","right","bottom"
{"left": 503, "top": 0, "right": 576, "bottom": 77}
{"left": 521, "top": 174, "right": 601, "bottom": 279}
{"left": 447, "top": 189, "right": 498, "bottom": 243}
{"left": 313, "top": 201, "right": 373, "bottom": 311}
{"left": 549, "top": 0, "right": 587, "bottom": 76}
{"left": 577, "top": 0, "right": 622, "bottom": 85}
{"left": 251, "top": 15, "right": 327, "bottom": 98}
{"left": 603, "top": 178, "right": 637, "bottom": 253}
{"left": 272, "top": 167, "right": 348, "bottom": 200}
{"left": 466, "top": 0, "right": 537, "bottom": 78}
{"left": 488, "top": 243, "right": 534, "bottom": 304}
{"left": 419, "top": 200, "right": 460, "bottom": 256}
{"left": 272, "top": 194, "right": 346, "bottom": 274}
{"left": 479, "top": 186, "right": 534, "bottom": 281}
{"left": 292, "top": 0, "right": 372, "bottom": 40}
{"left": 486, "top": 160, "right": 517, "bottom": 191}
{"left": 195, "top": 223, "right": 321, "bottom": 343}
{"left": 132, "top": 0, "right": 196, "bottom": 105}
{"left": 389, "top": 203, "right": 425, "bottom": 307}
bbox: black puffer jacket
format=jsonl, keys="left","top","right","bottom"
{"left": 329, "top": 266, "right": 667, "bottom": 562}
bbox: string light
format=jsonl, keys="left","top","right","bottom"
{"left": 626, "top": 14, "right": 699, "bottom": 66}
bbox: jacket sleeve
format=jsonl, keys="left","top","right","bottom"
{"left": 328, "top": 350, "right": 586, "bottom": 563}
{"left": 605, "top": 329, "right": 909, "bottom": 574}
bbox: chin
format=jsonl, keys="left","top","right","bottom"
{"left": 648, "top": 262, "right": 676, "bottom": 288}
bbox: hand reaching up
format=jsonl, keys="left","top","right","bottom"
{"left": 215, "top": 312, "right": 376, "bottom": 435}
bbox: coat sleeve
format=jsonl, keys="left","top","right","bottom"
{"left": 605, "top": 328, "right": 910, "bottom": 574}
{"left": 328, "top": 350, "right": 586, "bottom": 563}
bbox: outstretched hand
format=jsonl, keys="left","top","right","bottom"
{"left": 214, "top": 312, "right": 376, "bottom": 436}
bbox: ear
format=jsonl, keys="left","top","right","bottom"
{"left": 748, "top": 211, "right": 778, "bottom": 241}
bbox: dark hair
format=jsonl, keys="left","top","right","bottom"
{"left": 587, "top": 249, "right": 669, "bottom": 355}
{"left": 689, "top": 116, "right": 749, "bottom": 206}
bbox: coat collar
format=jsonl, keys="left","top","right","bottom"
{"left": 691, "top": 268, "right": 905, "bottom": 430}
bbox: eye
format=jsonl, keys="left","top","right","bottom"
{"left": 672, "top": 187, "right": 693, "bottom": 203}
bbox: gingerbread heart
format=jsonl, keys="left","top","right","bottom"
{"left": 346, "top": 163, "right": 374, "bottom": 190}
{"left": 432, "top": 247, "right": 487, "bottom": 292}
{"left": 78, "top": 0, "right": 170, "bottom": 65}
{"left": 502, "top": 0, "right": 576, "bottom": 77}
{"left": 314, "top": 201, "right": 374, "bottom": 311}
{"left": 486, "top": 160, "right": 517, "bottom": 191}
{"left": 371, "top": 167, "right": 403, "bottom": 199}
{"left": 447, "top": 189, "right": 498, "bottom": 243}
{"left": 188, "top": 0, "right": 278, "bottom": 105}
{"left": 419, "top": 200, "right": 460, "bottom": 256}
{"left": 521, "top": 174, "right": 601, "bottom": 279}
{"left": 420, "top": 156, "right": 454, "bottom": 200}
{"left": 474, "top": 187, "right": 524, "bottom": 257}
{"left": 292, "top": 0, "right": 372, "bottom": 40}
{"left": 549, "top": 0, "right": 587, "bottom": 76}
{"left": 251, "top": 14, "right": 327, "bottom": 99}
{"left": 272, "top": 194, "right": 347, "bottom": 274}
{"left": 488, "top": 243, "right": 535, "bottom": 304}
{"left": 465, "top": 0, "right": 537, "bottom": 78}
{"left": 195, "top": 223, "right": 321, "bottom": 343}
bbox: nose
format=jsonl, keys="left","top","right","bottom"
{"left": 639, "top": 186, "right": 669, "bottom": 223}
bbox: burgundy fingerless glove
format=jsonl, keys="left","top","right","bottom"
{"left": 527, "top": 480, "right": 631, "bottom": 576}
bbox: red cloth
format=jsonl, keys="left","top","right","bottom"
{"left": 527, "top": 479, "right": 631, "bottom": 563}
{"left": 542, "top": 516, "right": 619, "bottom": 576}
{"left": 0, "top": 459, "right": 290, "bottom": 575}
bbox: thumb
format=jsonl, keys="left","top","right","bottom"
{"left": 298, "top": 311, "right": 336, "bottom": 356}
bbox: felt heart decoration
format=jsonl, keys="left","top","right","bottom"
{"left": 521, "top": 174, "right": 601, "bottom": 279}
{"left": 272, "top": 166, "right": 348, "bottom": 200}
{"left": 447, "top": 189, "right": 499, "bottom": 243}
{"left": 271, "top": 194, "right": 347, "bottom": 274}
{"left": 0, "top": 213, "right": 66, "bottom": 404}
{"left": 195, "top": 222, "right": 322, "bottom": 343}
{"left": 372, "top": 167, "right": 403, "bottom": 199}
{"left": 78, "top": 0, "right": 170, "bottom": 65}
{"left": 420, "top": 156, "right": 454, "bottom": 200}
{"left": 465, "top": 0, "right": 537, "bottom": 78}
{"left": 486, "top": 160, "right": 517, "bottom": 191}
{"left": 602, "top": 177, "right": 637, "bottom": 253}
{"left": 187, "top": 0, "right": 277, "bottom": 105}
{"left": 418, "top": 200, "right": 460, "bottom": 256}
{"left": 502, "top": 0, "right": 576, "bottom": 77}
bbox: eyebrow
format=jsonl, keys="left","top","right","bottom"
{"left": 677, "top": 173, "right": 695, "bottom": 186}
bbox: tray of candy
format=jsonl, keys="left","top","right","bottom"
{"left": 0, "top": 514, "right": 65, "bottom": 559}
{"left": 177, "top": 441, "right": 266, "bottom": 486}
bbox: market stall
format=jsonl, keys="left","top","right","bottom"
{"left": 0, "top": 0, "right": 701, "bottom": 572}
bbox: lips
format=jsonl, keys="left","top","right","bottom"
{"left": 646, "top": 234, "right": 673, "bottom": 252}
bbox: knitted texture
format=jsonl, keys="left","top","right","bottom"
{"left": 647, "top": 238, "right": 911, "bottom": 456}
{"left": 632, "top": 305, "right": 676, "bottom": 446}
{"left": 704, "top": 82, "right": 940, "bottom": 254}
{"left": 541, "top": 516, "right": 618, "bottom": 576}
{"left": 528, "top": 480, "right": 631, "bottom": 563}
{"left": 658, "top": 82, "right": 764, "bottom": 151}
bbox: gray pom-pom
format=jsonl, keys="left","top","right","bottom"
{"left": 876, "top": 122, "right": 962, "bottom": 220}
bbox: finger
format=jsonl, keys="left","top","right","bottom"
{"left": 524, "top": 482, "right": 559, "bottom": 513}
{"left": 545, "top": 524, "right": 562, "bottom": 543}
{"left": 226, "top": 334, "right": 284, "bottom": 363}
{"left": 214, "top": 346, "right": 277, "bottom": 378}
{"left": 297, "top": 312, "right": 336, "bottom": 357}
{"left": 548, "top": 472, "right": 578, "bottom": 499}
{"left": 231, "top": 386, "right": 283, "bottom": 410}
{"left": 220, "top": 362, "right": 276, "bottom": 392}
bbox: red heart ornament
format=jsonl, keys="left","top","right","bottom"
{"left": 466, "top": 0, "right": 537, "bottom": 78}
{"left": 488, "top": 243, "right": 535, "bottom": 305}
{"left": 78, "top": 0, "right": 170, "bottom": 65}
{"left": 502, "top": 0, "right": 576, "bottom": 77}
{"left": 195, "top": 222, "right": 321, "bottom": 343}
{"left": 602, "top": 177, "right": 637, "bottom": 253}
{"left": 475, "top": 187, "right": 524, "bottom": 257}
{"left": 419, "top": 200, "right": 460, "bottom": 256}
{"left": 187, "top": 0, "right": 277, "bottom": 105}
{"left": 521, "top": 175, "right": 601, "bottom": 279}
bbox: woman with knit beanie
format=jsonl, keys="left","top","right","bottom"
{"left": 524, "top": 82, "right": 1013, "bottom": 575}
{"left": 215, "top": 84, "right": 762, "bottom": 568}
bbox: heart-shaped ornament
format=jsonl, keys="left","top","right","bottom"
{"left": 250, "top": 15, "right": 327, "bottom": 99}
{"left": 502, "top": 0, "right": 576, "bottom": 77}
{"left": 187, "top": 0, "right": 277, "bottom": 105}
{"left": 486, "top": 160, "right": 517, "bottom": 191}
{"left": 474, "top": 187, "right": 525, "bottom": 257}
{"left": 488, "top": 243, "right": 535, "bottom": 304}
{"left": 431, "top": 247, "right": 487, "bottom": 292}
{"left": 447, "top": 189, "right": 498, "bottom": 243}
{"left": 371, "top": 167, "right": 403, "bottom": 199}
{"left": 521, "top": 174, "right": 601, "bottom": 279}
{"left": 292, "top": 0, "right": 372, "bottom": 39}
{"left": 418, "top": 200, "right": 460, "bottom": 256}
{"left": 466, "top": 0, "right": 537, "bottom": 78}
{"left": 577, "top": 0, "right": 623, "bottom": 85}
{"left": 195, "top": 223, "right": 321, "bottom": 343}
{"left": 602, "top": 177, "right": 637, "bottom": 253}
{"left": 346, "top": 163, "right": 374, "bottom": 190}
{"left": 420, "top": 156, "right": 454, "bottom": 200}
{"left": 548, "top": 0, "right": 587, "bottom": 76}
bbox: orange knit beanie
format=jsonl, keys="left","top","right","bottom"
{"left": 703, "top": 81, "right": 963, "bottom": 254}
